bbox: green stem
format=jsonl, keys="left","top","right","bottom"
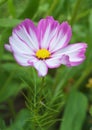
{"left": 33, "top": 77, "right": 45, "bottom": 129}
{"left": 34, "top": 83, "right": 37, "bottom": 108}
{"left": 76, "top": 9, "right": 90, "bottom": 21}
{"left": 41, "top": 77, "right": 45, "bottom": 88}
{"left": 8, "top": 99, "right": 16, "bottom": 119}
{"left": 33, "top": 77, "right": 45, "bottom": 107}
{"left": 70, "top": 0, "right": 83, "bottom": 25}
{"left": 27, "top": 68, "right": 46, "bottom": 129}
{"left": 74, "top": 65, "right": 92, "bottom": 89}
{"left": 45, "top": 0, "right": 59, "bottom": 16}
{"left": 8, "top": 0, "right": 16, "bottom": 18}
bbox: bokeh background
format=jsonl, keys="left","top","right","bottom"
{"left": 0, "top": 0, "right": 92, "bottom": 130}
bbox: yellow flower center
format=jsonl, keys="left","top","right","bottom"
{"left": 36, "top": 49, "right": 50, "bottom": 59}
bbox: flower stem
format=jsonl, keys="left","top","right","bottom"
{"left": 45, "top": 0, "right": 59, "bottom": 16}
{"left": 8, "top": 99, "right": 16, "bottom": 119}
{"left": 30, "top": 69, "right": 46, "bottom": 129}
{"left": 70, "top": 0, "right": 83, "bottom": 26}
{"left": 8, "top": 0, "right": 16, "bottom": 18}
{"left": 73, "top": 65, "right": 92, "bottom": 89}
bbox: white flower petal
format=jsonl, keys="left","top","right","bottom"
{"left": 13, "top": 53, "right": 32, "bottom": 66}
{"left": 49, "top": 22, "right": 72, "bottom": 52}
{"left": 9, "top": 35, "right": 34, "bottom": 55}
{"left": 34, "top": 60, "right": 48, "bottom": 76}
{"left": 52, "top": 43, "right": 87, "bottom": 66}
{"left": 37, "top": 17, "right": 59, "bottom": 49}
{"left": 45, "top": 58, "right": 61, "bottom": 68}
{"left": 13, "top": 19, "right": 39, "bottom": 51}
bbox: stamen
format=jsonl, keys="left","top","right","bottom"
{"left": 36, "top": 49, "right": 50, "bottom": 59}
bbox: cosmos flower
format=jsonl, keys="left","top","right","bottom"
{"left": 5, "top": 16, "right": 87, "bottom": 76}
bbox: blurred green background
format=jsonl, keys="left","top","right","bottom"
{"left": 0, "top": 0, "right": 92, "bottom": 130}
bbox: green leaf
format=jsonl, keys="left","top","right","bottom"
{"left": 8, "top": 0, "right": 16, "bottom": 18}
{"left": 17, "top": 67, "right": 41, "bottom": 90}
{"left": 0, "top": 0, "right": 8, "bottom": 5}
{"left": 53, "top": 0, "right": 66, "bottom": 18}
{"left": 45, "top": 0, "right": 59, "bottom": 16}
{"left": 0, "top": 82, "right": 24, "bottom": 103}
{"left": 0, "top": 64, "right": 25, "bottom": 103}
{"left": 5, "top": 109, "right": 30, "bottom": 130}
{"left": 0, "top": 117, "right": 6, "bottom": 130}
{"left": 0, "top": 18, "right": 21, "bottom": 27}
{"left": 60, "top": 90, "right": 88, "bottom": 130}
{"left": 89, "top": 10, "right": 92, "bottom": 35}
{"left": 19, "top": 0, "right": 40, "bottom": 19}
{"left": 0, "top": 35, "right": 4, "bottom": 59}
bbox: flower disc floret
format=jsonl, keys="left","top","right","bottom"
{"left": 36, "top": 49, "right": 50, "bottom": 59}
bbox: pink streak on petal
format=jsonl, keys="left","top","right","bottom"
{"left": 33, "top": 60, "right": 48, "bottom": 77}
{"left": 9, "top": 35, "right": 35, "bottom": 55}
{"left": 60, "top": 55, "right": 71, "bottom": 67}
{"left": 4, "top": 44, "right": 12, "bottom": 52}
{"left": 49, "top": 22, "right": 72, "bottom": 52}
{"left": 37, "top": 16, "right": 59, "bottom": 49}
{"left": 61, "top": 43, "right": 87, "bottom": 62}
{"left": 13, "top": 19, "right": 39, "bottom": 51}
{"left": 52, "top": 43, "right": 87, "bottom": 66}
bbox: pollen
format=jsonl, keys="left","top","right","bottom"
{"left": 36, "top": 49, "right": 50, "bottom": 59}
